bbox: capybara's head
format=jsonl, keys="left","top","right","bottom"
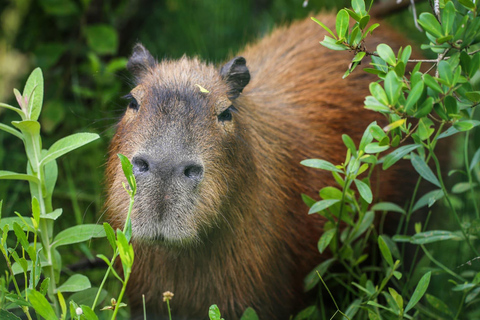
{"left": 106, "top": 44, "right": 254, "bottom": 246}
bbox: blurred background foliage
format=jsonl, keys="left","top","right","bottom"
{"left": 0, "top": 0, "right": 440, "bottom": 313}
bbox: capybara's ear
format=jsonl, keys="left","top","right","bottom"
{"left": 127, "top": 43, "right": 156, "bottom": 81}
{"left": 220, "top": 56, "right": 250, "bottom": 99}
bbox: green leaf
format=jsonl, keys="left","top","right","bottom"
{"left": 418, "top": 12, "right": 443, "bottom": 38}
{"left": 444, "top": 95, "right": 457, "bottom": 115}
{"left": 53, "top": 224, "right": 106, "bottom": 248}
{"left": 377, "top": 44, "right": 396, "bottom": 66}
{"left": 354, "top": 179, "right": 372, "bottom": 203}
{"left": 85, "top": 24, "right": 119, "bottom": 55}
{"left": 382, "top": 144, "right": 420, "bottom": 170}
{"left": 452, "top": 182, "right": 476, "bottom": 194}
{"left": 425, "top": 294, "right": 453, "bottom": 317}
{"left": 40, "top": 132, "right": 99, "bottom": 166}
{"left": 320, "top": 36, "right": 348, "bottom": 51}
{"left": 13, "top": 222, "right": 29, "bottom": 249}
{"left": 423, "top": 74, "right": 443, "bottom": 94}
{"left": 342, "top": 134, "right": 357, "bottom": 155}
{"left": 412, "top": 189, "right": 444, "bottom": 212}
{"left": 417, "top": 117, "right": 435, "bottom": 141}
{"left": 311, "top": 17, "right": 336, "bottom": 39}
{"left": 80, "top": 305, "right": 99, "bottom": 320}
{"left": 359, "top": 122, "right": 375, "bottom": 152}
{"left": 384, "top": 71, "right": 402, "bottom": 105}
{"left": 369, "top": 82, "right": 388, "bottom": 106}
{"left": 411, "top": 153, "right": 440, "bottom": 187}
{"left": 240, "top": 307, "right": 259, "bottom": 320}
{"left": 405, "top": 80, "right": 424, "bottom": 113}
{"left": 458, "top": 0, "right": 475, "bottom": 10}
{"left": 118, "top": 153, "right": 137, "bottom": 195}
{"left": 345, "top": 9, "right": 361, "bottom": 22}
{"left": 438, "top": 61, "right": 453, "bottom": 86}
{"left": 209, "top": 304, "right": 222, "bottom": 320}
{"left": 359, "top": 15, "right": 370, "bottom": 30}
{"left": 353, "top": 51, "right": 366, "bottom": 63}
{"left": 351, "top": 210, "right": 374, "bottom": 241}
{"left": 0, "top": 309, "right": 22, "bottom": 320}
{"left": 57, "top": 274, "right": 91, "bottom": 293}
{"left": 371, "top": 202, "right": 405, "bottom": 214}
{"left": 364, "top": 23, "right": 380, "bottom": 36}
{"left": 103, "top": 222, "right": 117, "bottom": 251}
{"left": 301, "top": 194, "right": 316, "bottom": 208}
{"left": 336, "top": 9, "right": 349, "bottom": 39}
{"left": 383, "top": 119, "right": 405, "bottom": 133}
{"left": 410, "top": 230, "right": 461, "bottom": 244}
{"left": 414, "top": 97, "right": 433, "bottom": 118}
{"left": 28, "top": 289, "right": 59, "bottom": 320}
{"left": 0, "top": 123, "right": 22, "bottom": 139}
{"left": 352, "top": 0, "right": 366, "bottom": 14}
{"left": 470, "top": 147, "right": 480, "bottom": 172}
{"left": 378, "top": 235, "right": 394, "bottom": 266}
{"left": 301, "top": 159, "right": 342, "bottom": 173}
{"left": 364, "top": 96, "right": 390, "bottom": 112}
{"left": 400, "top": 45, "right": 412, "bottom": 65}
{"left": 304, "top": 258, "right": 336, "bottom": 291}
{"left": 40, "top": 278, "right": 50, "bottom": 296}
{"left": 41, "top": 208, "right": 63, "bottom": 220}
{"left": 38, "top": 0, "right": 78, "bottom": 15}
{"left": 318, "top": 228, "right": 336, "bottom": 253}
{"left": 0, "top": 102, "right": 25, "bottom": 118}
{"left": 437, "top": 124, "right": 460, "bottom": 140}
{"left": 405, "top": 271, "right": 431, "bottom": 312}
{"left": 116, "top": 230, "right": 134, "bottom": 273}
{"left": 343, "top": 299, "right": 361, "bottom": 320}
{"left": 309, "top": 199, "right": 341, "bottom": 215}
{"left": 364, "top": 142, "right": 389, "bottom": 154}
{"left": 441, "top": 1, "right": 455, "bottom": 35}
{"left": 22, "top": 68, "right": 44, "bottom": 121}
{"left": 466, "top": 91, "right": 480, "bottom": 102}
{"left": 0, "top": 171, "right": 40, "bottom": 184}
{"left": 454, "top": 120, "right": 480, "bottom": 132}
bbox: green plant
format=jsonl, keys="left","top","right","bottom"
{"left": 301, "top": 0, "right": 480, "bottom": 318}
{"left": 0, "top": 69, "right": 135, "bottom": 320}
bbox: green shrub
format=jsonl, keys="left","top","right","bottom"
{"left": 299, "top": 0, "right": 480, "bottom": 318}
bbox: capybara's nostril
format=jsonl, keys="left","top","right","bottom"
{"left": 132, "top": 156, "right": 149, "bottom": 175}
{"left": 183, "top": 163, "right": 204, "bottom": 182}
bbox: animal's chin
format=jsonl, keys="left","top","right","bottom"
{"left": 129, "top": 208, "right": 201, "bottom": 247}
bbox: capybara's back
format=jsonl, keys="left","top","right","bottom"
{"left": 106, "top": 14, "right": 414, "bottom": 319}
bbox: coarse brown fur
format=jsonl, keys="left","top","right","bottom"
{"left": 105, "top": 14, "right": 415, "bottom": 320}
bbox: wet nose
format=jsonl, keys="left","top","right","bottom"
{"left": 132, "top": 155, "right": 204, "bottom": 183}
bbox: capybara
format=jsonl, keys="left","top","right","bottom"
{"left": 106, "top": 14, "right": 414, "bottom": 320}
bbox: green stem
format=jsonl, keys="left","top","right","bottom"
{"left": 111, "top": 271, "right": 131, "bottom": 320}
{"left": 464, "top": 127, "right": 480, "bottom": 219}
{"left": 420, "top": 244, "right": 466, "bottom": 282}
{"left": 92, "top": 194, "right": 135, "bottom": 310}
{"left": 430, "top": 151, "right": 479, "bottom": 256}
{"left": 166, "top": 299, "right": 172, "bottom": 320}
{"left": 23, "top": 129, "right": 59, "bottom": 313}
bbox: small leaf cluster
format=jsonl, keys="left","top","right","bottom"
{"left": 303, "top": 0, "right": 480, "bottom": 319}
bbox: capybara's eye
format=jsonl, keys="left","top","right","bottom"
{"left": 218, "top": 106, "right": 234, "bottom": 122}
{"left": 123, "top": 93, "right": 139, "bottom": 111}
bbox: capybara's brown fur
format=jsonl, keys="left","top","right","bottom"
{"left": 106, "top": 14, "right": 415, "bottom": 320}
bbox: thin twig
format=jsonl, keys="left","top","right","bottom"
{"left": 411, "top": 0, "right": 424, "bottom": 32}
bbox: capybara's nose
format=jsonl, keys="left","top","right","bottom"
{"left": 132, "top": 155, "right": 204, "bottom": 184}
